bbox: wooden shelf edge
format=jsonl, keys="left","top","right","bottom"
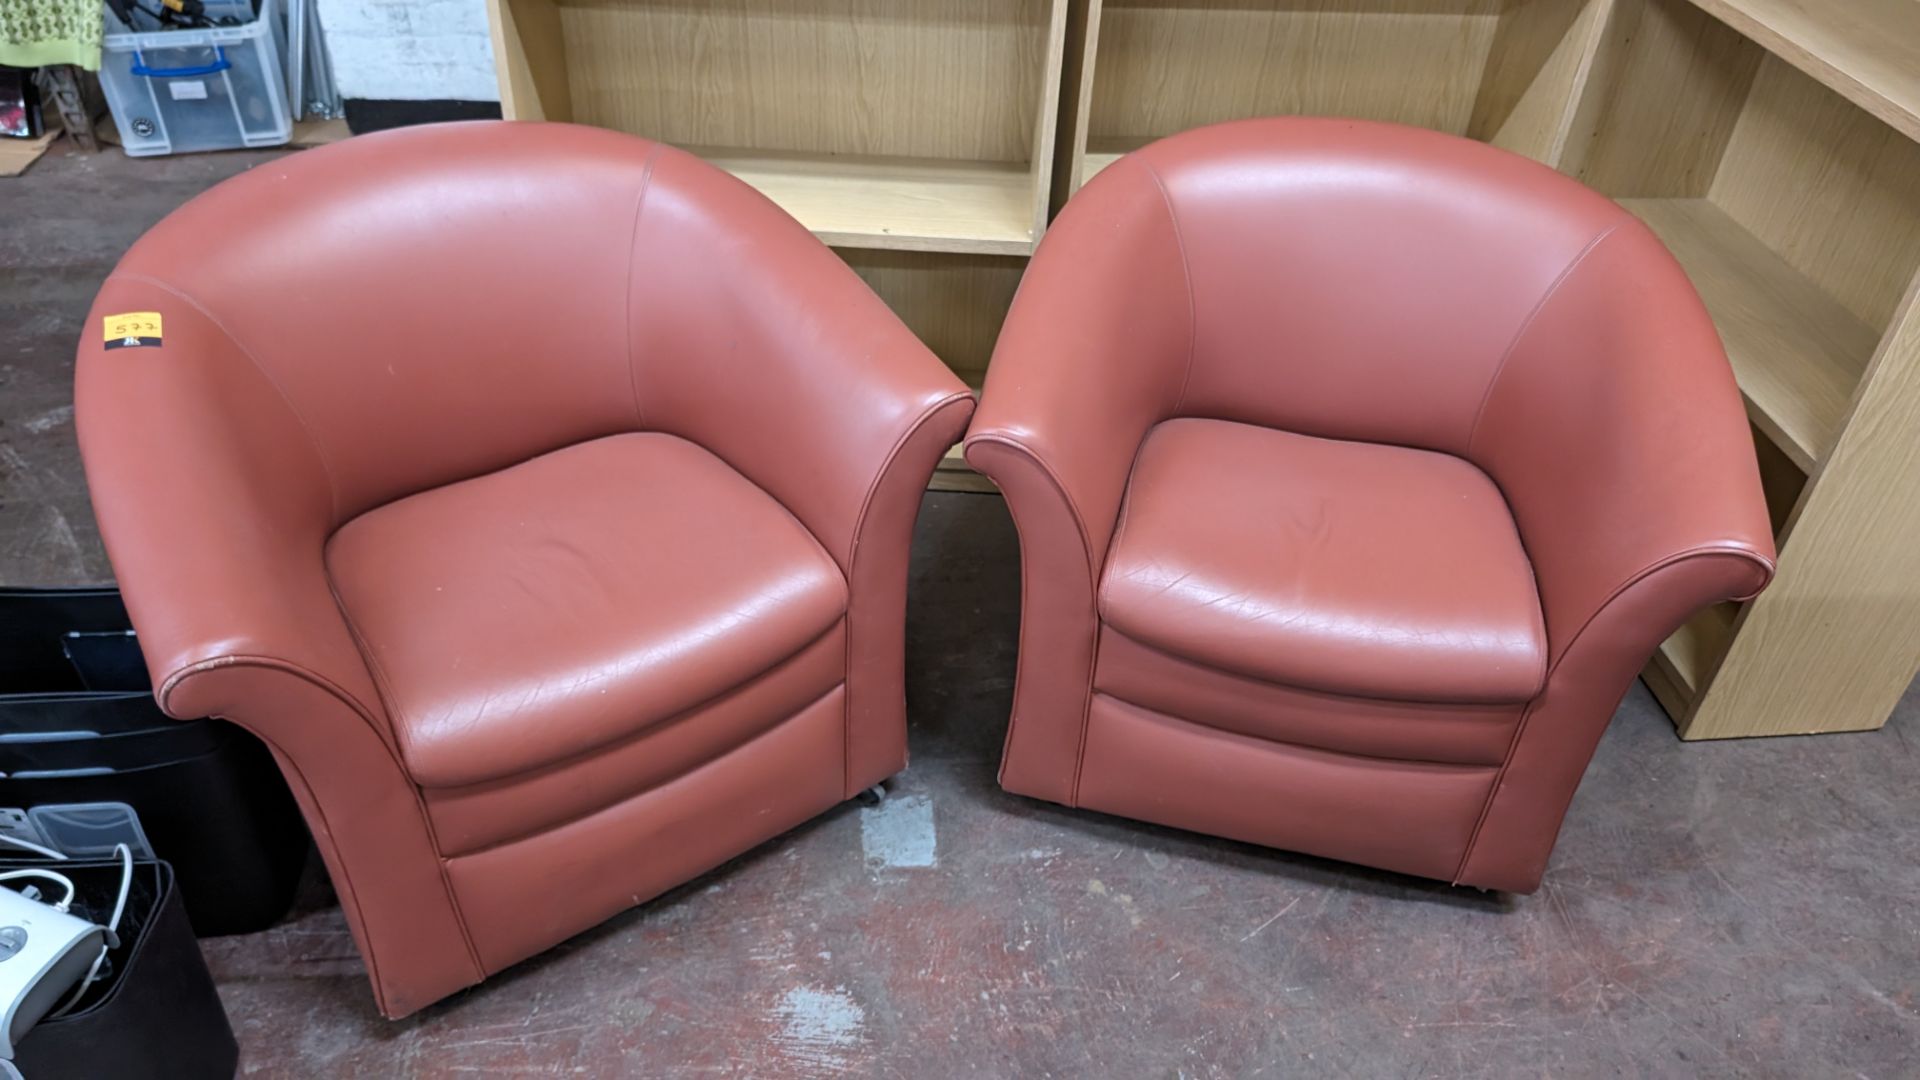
{"left": 931, "top": 443, "right": 997, "bottom": 493}
{"left": 291, "top": 118, "right": 352, "bottom": 148}
{"left": 812, "top": 230, "right": 1033, "bottom": 257}
{"left": 1082, "top": 151, "right": 1123, "bottom": 184}
{"left": 0, "top": 129, "right": 59, "bottom": 179}
{"left": 1664, "top": 604, "right": 1736, "bottom": 693}
{"left": 1686, "top": 0, "right": 1920, "bottom": 144}
{"left": 1081, "top": 137, "right": 1165, "bottom": 188}
{"left": 1645, "top": 602, "right": 1736, "bottom": 725}
{"left": 1678, "top": 710, "right": 1893, "bottom": 741}
{"left": 1620, "top": 198, "right": 1878, "bottom": 472}
{"left": 691, "top": 148, "right": 1040, "bottom": 257}
{"left": 1641, "top": 657, "right": 1695, "bottom": 727}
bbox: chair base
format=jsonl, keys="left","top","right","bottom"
{"left": 445, "top": 685, "right": 853, "bottom": 978}
{"left": 1023, "top": 693, "right": 1503, "bottom": 888}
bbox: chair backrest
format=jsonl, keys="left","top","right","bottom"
{"left": 99, "top": 122, "right": 731, "bottom": 523}
{"left": 1128, "top": 118, "right": 1632, "bottom": 459}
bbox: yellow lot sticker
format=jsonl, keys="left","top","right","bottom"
{"left": 104, "top": 311, "right": 164, "bottom": 350}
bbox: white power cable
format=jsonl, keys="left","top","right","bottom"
{"left": 44, "top": 844, "right": 135, "bottom": 1021}
{"left": 0, "top": 871, "right": 76, "bottom": 913}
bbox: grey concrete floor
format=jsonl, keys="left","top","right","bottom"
{"left": 3, "top": 142, "right": 1918, "bottom": 1078}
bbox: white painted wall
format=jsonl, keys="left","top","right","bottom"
{"left": 319, "top": 0, "right": 499, "bottom": 101}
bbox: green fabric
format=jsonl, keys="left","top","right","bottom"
{"left": 1, "top": 0, "right": 102, "bottom": 71}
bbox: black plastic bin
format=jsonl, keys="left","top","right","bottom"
{"left": 0, "top": 588, "right": 309, "bottom": 936}
{"left": 10, "top": 857, "right": 239, "bottom": 1079}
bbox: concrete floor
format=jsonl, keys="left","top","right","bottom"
{"left": 3, "top": 142, "right": 1918, "bottom": 1078}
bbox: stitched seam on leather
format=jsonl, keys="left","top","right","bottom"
{"left": 966, "top": 436, "right": 1102, "bottom": 805}
{"left": 160, "top": 652, "right": 379, "bottom": 727}
{"left": 1093, "top": 688, "right": 1502, "bottom": 773}
{"left": 1101, "top": 625, "right": 1529, "bottom": 717}
{"left": 1493, "top": 478, "right": 1554, "bottom": 700}
{"left": 1091, "top": 424, "right": 1163, "bottom": 626}
{"left": 326, "top": 569, "right": 416, "bottom": 763}
{"left": 1068, "top": 624, "right": 1101, "bottom": 807}
{"left": 842, "top": 391, "right": 976, "bottom": 797}
{"left": 1073, "top": 428, "right": 1170, "bottom": 801}
{"left": 234, "top": 726, "right": 402, "bottom": 1015}
{"left": 318, "top": 579, "right": 494, "bottom": 975}
{"left": 159, "top": 654, "right": 488, "bottom": 986}
{"left": 1450, "top": 543, "right": 1777, "bottom": 885}
{"left": 964, "top": 434, "right": 1100, "bottom": 582}
{"left": 1463, "top": 218, "right": 1627, "bottom": 459}
{"left": 990, "top": 474, "right": 1040, "bottom": 787}
{"left": 448, "top": 682, "right": 845, "bottom": 859}
{"left": 623, "top": 144, "right": 664, "bottom": 431}
{"left": 111, "top": 271, "right": 342, "bottom": 524}
{"left": 1137, "top": 158, "right": 1199, "bottom": 415}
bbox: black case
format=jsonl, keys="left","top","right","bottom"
{"left": 0, "top": 588, "right": 309, "bottom": 936}
{"left": 10, "top": 858, "right": 240, "bottom": 1079}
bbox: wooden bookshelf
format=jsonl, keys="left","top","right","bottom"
{"left": 490, "top": 0, "right": 1068, "bottom": 252}
{"left": 487, "top": 0, "right": 1071, "bottom": 490}
{"left": 1645, "top": 602, "right": 1737, "bottom": 720}
{"left": 1621, "top": 197, "right": 1876, "bottom": 470}
{"left": 1056, "top": 0, "right": 1614, "bottom": 199}
{"left": 1052, "top": 0, "right": 1920, "bottom": 738}
{"left": 488, "top": 0, "right": 1920, "bottom": 734}
{"left": 1690, "top": 0, "right": 1920, "bottom": 142}
{"left": 838, "top": 249, "right": 1020, "bottom": 492}
{"left": 687, "top": 149, "right": 1036, "bottom": 256}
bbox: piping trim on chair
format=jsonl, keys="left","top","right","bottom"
{"left": 160, "top": 652, "right": 489, "bottom": 1003}
{"left": 841, "top": 390, "right": 978, "bottom": 798}
{"left": 622, "top": 143, "right": 664, "bottom": 433}
{"left": 1134, "top": 157, "right": 1199, "bottom": 417}
{"left": 966, "top": 434, "right": 1103, "bottom": 804}
{"left": 1464, "top": 219, "right": 1626, "bottom": 458}
{"left": 108, "top": 270, "right": 343, "bottom": 525}
{"left": 1450, "top": 543, "right": 1780, "bottom": 886}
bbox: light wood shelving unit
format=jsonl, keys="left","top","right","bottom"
{"left": 1056, "top": 0, "right": 1618, "bottom": 197}
{"left": 489, "top": 0, "right": 1920, "bottom": 736}
{"left": 1056, "top": 0, "right": 1920, "bottom": 739}
{"left": 488, "top": 0, "right": 1071, "bottom": 490}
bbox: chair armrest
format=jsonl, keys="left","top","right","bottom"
{"left": 961, "top": 157, "right": 1194, "bottom": 803}
{"left": 75, "top": 275, "right": 386, "bottom": 728}
{"left": 629, "top": 148, "right": 974, "bottom": 576}
{"left": 963, "top": 156, "right": 1194, "bottom": 572}
{"left": 1471, "top": 216, "right": 1776, "bottom": 667}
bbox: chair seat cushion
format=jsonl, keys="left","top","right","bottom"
{"left": 1099, "top": 419, "right": 1547, "bottom": 704}
{"left": 1094, "top": 627, "right": 1522, "bottom": 766}
{"left": 327, "top": 432, "right": 848, "bottom": 788}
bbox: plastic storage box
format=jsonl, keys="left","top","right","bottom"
{"left": 0, "top": 588, "right": 309, "bottom": 935}
{"left": 99, "top": 0, "right": 292, "bottom": 156}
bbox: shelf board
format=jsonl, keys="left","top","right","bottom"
{"left": 1082, "top": 150, "right": 1124, "bottom": 183}
{"left": 0, "top": 128, "right": 57, "bottom": 178}
{"left": 1081, "top": 137, "right": 1160, "bottom": 187}
{"left": 688, "top": 148, "right": 1036, "bottom": 256}
{"left": 1687, "top": 0, "right": 1920, "bottom": 143}
{"left": 291, "top": 118, "right": 353, "bottom": 148}
{"left": 1621, "top": 197, "right": 1878, "bottom": 471}
{"left": 1647, "top": 602, "right": 1737, "bottom": 719}
{"left": 932, "top": 442, "right": 997, "bottom": 493}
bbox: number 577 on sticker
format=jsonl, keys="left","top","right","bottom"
{"left": 104, "top": 311, "right": 164, "bottom": 350}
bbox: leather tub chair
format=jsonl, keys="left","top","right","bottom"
{"left": 75, "top": 122, "right": 973, "bottom": 1017}
{"left": 965, "top": 118, "right": 1776, "bottom": 894}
